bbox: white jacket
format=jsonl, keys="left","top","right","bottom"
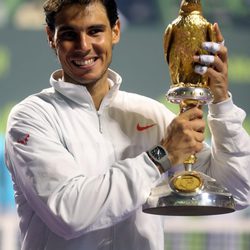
{"left": 5, "top": 69, "right": 250, "bottom": 250}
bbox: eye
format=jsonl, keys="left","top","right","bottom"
{"left": 59, "top": 31, "right": 78, "bottom": 41}
{"left": 88, "top": 26, "right": 104, "bottom": 36}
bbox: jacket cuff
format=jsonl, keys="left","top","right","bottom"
{"left": 208, "top": 93, "right": 234, "bottom": 116}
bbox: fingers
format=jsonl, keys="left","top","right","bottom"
{"left": 179, "top": 120, "right": 205, "bottom": 155}
{"left": 202, "top": 42, "right": 221, "bottom": 55}
{"left": 178, "top": 108, "right": 206, "bottom": 148}
{"left": 199, "top": 54, "right": 215, "bottom": 66}
{"left": 202, "top": 41, "right": 228, "bottom": 65}
{"left": 201, "top": 41, "right": 227, "bottom": 65}
{"left": 194, "top": 54, "right": 225, "bottom": 75}
{"left": 193, "top": 23, "right": 228, "bottom": 76}
{"left": 178, "top": 117, "right": 206, "bottom": 143}
{"left": 177, "top": 108, "right": 206, "bottom": 143}
{"left": 180, "top": 106, "right": 203, "bottom": 120}
{"left": 213, "top": 23, "right": 224, "bottom": 44}
{"left": 193, "top": 23, "right": 229, "bottom": 103}
{"left": 167, "top": 117, "right": 205, "bottom": 158}
{"left": 193, "top": 44, "right": 227, "bottom": 76}
{"left": 164, "top": 111, "right": 205, "bottom": 165}
{"left": 185, "top": 131, "right": 204, "bottom": 153}
{"left": 194, "top": 65, "right": 208, "bottom": 75}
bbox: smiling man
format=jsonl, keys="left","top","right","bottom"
{"left": 46, "top": 1, "right": 121, "bottom": 109}
{"left": 4, "top": 0, "right": 250, "bottom": 250}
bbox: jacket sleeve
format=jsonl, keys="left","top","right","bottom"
{"left": 5, "top": 102, "right": 161, "bottom": 240}
{"left": 195, "top": 96, "right": 250, "bottom": 209}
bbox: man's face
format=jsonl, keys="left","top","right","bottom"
{"left": 47, "top": 2, "right": 120, "bottom": 86}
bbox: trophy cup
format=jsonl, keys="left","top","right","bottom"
{"left": 143, "top": 0, "right": 235, "bottom": 216}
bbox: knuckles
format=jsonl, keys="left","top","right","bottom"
{"left": 166, "top": 109, "right": 206, "bottom": 159}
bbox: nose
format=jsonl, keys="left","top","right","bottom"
{"left": 78, "top": 33, "right": 91, "bottom": 51}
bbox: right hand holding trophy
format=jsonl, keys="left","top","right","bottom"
{"left": 143, "top": 0, "right": 235, "bottom": 216}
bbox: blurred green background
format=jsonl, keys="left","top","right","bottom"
{"left": 0, "top": 0, "right": 250, "bottom": 249}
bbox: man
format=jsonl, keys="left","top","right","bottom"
{"left": 4, "top": 0, "right": 250, "bottom": 249}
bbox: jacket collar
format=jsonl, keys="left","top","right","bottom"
{"left": 50, "top": 68, "right": 122, "bottom": 109}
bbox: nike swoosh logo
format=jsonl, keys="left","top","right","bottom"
{"left": 137, "top": 123, "right": 156, "bottom": 132}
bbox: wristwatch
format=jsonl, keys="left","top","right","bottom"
{"left": 147, "top": 145, "right": 171, "bottom": 173}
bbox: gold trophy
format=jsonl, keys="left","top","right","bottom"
{"left": 143, "top": 0, "right": 235, "bottom": 216}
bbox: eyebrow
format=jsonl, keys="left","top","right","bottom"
{"left": 57, "top": 25, "right": 75, "bottom": 32}
{"left": 57, "top": 24, "right": 107, "bottom": 32}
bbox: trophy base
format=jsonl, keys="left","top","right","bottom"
{"left": 166, "top": 85, "right": 213, "bottom": 105}
{"left": 143, "top": 205, "right": 234, "bottom": 216}
{"left": 143, "top": 171, "right": 236, "bottom": 216}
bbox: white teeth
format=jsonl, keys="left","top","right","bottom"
{"left": 73, "top": 59, "right": 94, "bottom": 66}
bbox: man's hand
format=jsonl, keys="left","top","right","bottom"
{"left": 161, "top": 107, "right": 206, "bottom": 166}
{"left": 194, "top": 23, "right": 229, "bottom": 103}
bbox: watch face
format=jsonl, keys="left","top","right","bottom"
{"left": 151, "top": 146, "right": 166, "bottom": 160}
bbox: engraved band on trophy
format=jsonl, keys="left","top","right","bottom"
{"left": 143, "top": 0, "right": 236, "bottom": 216}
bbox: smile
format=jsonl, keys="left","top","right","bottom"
{"left": 72, "top": 58, "right": 97, "bottom": 67}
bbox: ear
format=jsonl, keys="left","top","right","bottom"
{"left": 45, "top": 26, "right": 55, "bottom": 49}
{"left": 111, "top": 19, "right": 121, "bottom": 45}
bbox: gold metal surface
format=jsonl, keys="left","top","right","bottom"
{"left": 172, "top": 172, "right": 203, "bottom": 193}
{"left": 164, "top": 0, "right": 215, "bottom": 88}
{"left": 180, "top": 100, "right": 199, "bottom": 165}
{"left": 184, "top": 154, "right": 197, "bottom": 165}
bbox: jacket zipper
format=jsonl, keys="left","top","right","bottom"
{"left": 97, "top": 112, "right": 103, "bottom": 134}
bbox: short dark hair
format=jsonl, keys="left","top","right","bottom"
{"left": 43, "top": 0, "right": 119, "bottom": 31}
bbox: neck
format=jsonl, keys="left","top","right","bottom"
{"left": 62, "top": 70, "right": 110, "bottom": 110}
{"left": 180, "top": 0, "right": 202, "bottom": 14}
{"left": 86, "top": 79, "right": 110, "bottom": 110}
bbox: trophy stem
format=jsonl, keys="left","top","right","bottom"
{"left": 184, "top": 163, "right": 193, "bottom": 172}
{"left": 180, "top": 99, "right": 200, "bottom": 172}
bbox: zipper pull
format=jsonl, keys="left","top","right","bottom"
{"left": 97, "top": 113, "right": 103, "bottom": 133}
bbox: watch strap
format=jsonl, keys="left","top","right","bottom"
{"left": 147, "top": 145, "right": 172, "bottom": 173}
